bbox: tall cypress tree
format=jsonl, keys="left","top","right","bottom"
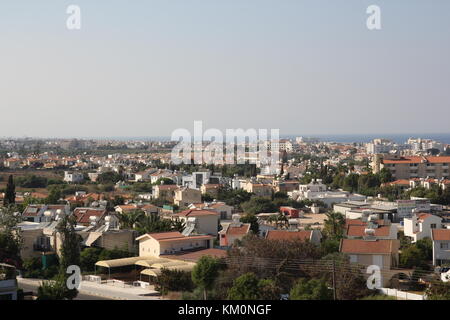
{"left": 3, "top": 175, "right": 16, "bottom": 206}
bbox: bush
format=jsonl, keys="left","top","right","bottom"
{"left": 290, "top": 278, "right": 333, "bottom": 300}
{"left": 22, "top": 257, "right": 59, "bottom": 279}
{"left": 227, "top": 273, "right": 282, "bottom": 300}
{"left": 80, "top": 247, "right": 103, "bottom": 272}
{"left": 154, "top": 269, "right": 195, "bottom": 295}
{"left": 16, "top": 175, "right": 48, "bottom": 188}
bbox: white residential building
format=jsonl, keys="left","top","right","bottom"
{"left": 64, "top": 171, "right": 84, "bottom": 183}
{"left": 432, "top": 229, "right": 450, "bottom": 266}
{"left": 404, "top": 213, "right": 443, "bottom": 243}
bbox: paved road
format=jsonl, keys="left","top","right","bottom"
{"left": 18, "top": 281, "right": 112, "bottom": 300}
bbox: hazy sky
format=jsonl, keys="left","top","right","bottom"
{"left": 1, "top": 0, "right": 449, "bottom": 138}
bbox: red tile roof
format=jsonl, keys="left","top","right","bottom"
{"left": 346, "top": 225, "right": 390, "bottom": 237}
{"left": 145, "top": 231, "right": 184, "bottom": 240}
{"left": 432, "top": 229, "right": 450, "bottom": 241}
{"left": 340, "top": 239, "right": 398, "bottom": 254}
{"left": 226, "top": 224, "right": 250, "bottom": 236}
{"left": 73, "top": 208, "right": 106, "bottom": 224}
{"left": 345, "top": 219, "right": 388, "bottom": 229}
{"left": 387, "top": 179, "right": 410, "bottom": 186}
{"left": 417, "top": 213, "right": 433, "bottom": 221}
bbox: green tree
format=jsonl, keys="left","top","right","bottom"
{"left": 290, "top": 278, "right": 333, "bottom": 300}
{"left": 323, "top": 211, "right": 346, "bottom": 240}
{"left": 51, "top": 214, "right": 82, "bottom": 300}
{"left": 80, "top": 247, "right": 103, "bottom": 272}
{"left": 342, "top": 174, "right": 359, "bottom": 192}
{"left": 97, "top": 171, "right": 123, "bottom": 184}
{"left": 135, "top": 213, "right": 179, "bottom": 235}
{"left": 317, "top": 253, "right": 371, "bottom": 300}
{"left": 37, "top": 278, "right": 71, "bottom": 300}
{"left": 320, "top": 238, "right": 340, "bottom": 255}
{"left": 400, "top": 244, "right": 429, "bottom": 269}
{"left": 15, "top": 175, "right": 48, "bottom": 188}
{"left": 378, "top": 167, "right": 393, "bottom": 183}
{"left": 227, "top": 272, "right": 260, "bottom": 300}
{"left": 241, "top": 197, "right": 277, "bottom": 215}
{"left": 154, "top": 269, "right": 194, "bottom": 295}
{"left": 0, "top": 206, "right": 23, "bottom": 268}
{"left": 3, "top": 175, "right": 16, "bottom": 206}
{"left": 117, "top": 209, "right": 145, "bottom": 229}
{"left": 240, "top": 214, "right": 259, "bottom": 234}
{"left": 45, "top": 187, "right": 62, "bottom": 204}
{"left": 153, "top": 177, "right": 175, "bottom": 185}
{"left": 191, "top": 256, "right": 221, "bottom": 300}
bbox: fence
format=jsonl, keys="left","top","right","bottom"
{"left": 379, "top": 288, "right": 425, "bottom": 300}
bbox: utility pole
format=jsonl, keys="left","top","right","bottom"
{"left": 332, "top": 259, "right": 337, "bottom": 300}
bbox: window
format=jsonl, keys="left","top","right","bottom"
{"left": 431, "top": 224, "right": 437, "bottom": 229}
{"left": 441, "top": 243, "right": 449, "bottom": 250}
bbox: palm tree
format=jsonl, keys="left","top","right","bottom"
{"left": 135, "top": 214, "right": 173, "bottom": 235}
{"left": 117, "top": 209, "right": 145, "bottom": 229}
{"left": 324, "top": 211, "right": 345, "bottom": 239}
{"left": 268, "top": 213, "right": 289, "bottom": 229}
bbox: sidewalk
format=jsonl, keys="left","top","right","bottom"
{"left": 18, "top": 278, "right": 161, "bottom": 300}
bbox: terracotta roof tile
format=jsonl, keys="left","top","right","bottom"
{"left": 340, "top": 239, "right": 398, "bottom": 254}
{"left": 432, "top": 229, "right": 450, "bottom": 241}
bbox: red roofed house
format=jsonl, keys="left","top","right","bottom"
{"left": 265, "top": 229, "right": 322, "bottom": 246}
{"left": 404, "top": 213, "right": 443, "bottom": 243}
{"left": 384, "top": 179, "right": 411, "bottom": 191}
{"left": 189, "top": 202, "right": 233, "bottom": 220}
{"left": 219, "top": 215, "right": 251, "bottom": 247}
{"left": 431, "top": 229, "right": 450, "bottom": 266}
{"left": 136, "top": 231, "right": 215, "bottom": 257}
{"left": 72, "top": 208, "right": 107, "bottom": 226}
{"left": 172, "top": 209, "right": 220, "bottom": 236}
{"left": 345, "top": 220, "right": 397, "bottom": 240}
{"left": 340, "top": 238, "right": 400, "bottom": 286}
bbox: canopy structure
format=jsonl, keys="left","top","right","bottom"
{"left": 151, "top": 261, "right": 189, "bottom": 269}
{"left": 95, "top": 256, "right": 153, "bottom": 269}
{"left": 140, "top": 268, "right": 162, "bottom": 277}
{"left": 140, "top": 264, "right": 195, "bottom": 278}
{"left": 134, "top": 258, "right": 170, "bottom": 268}
{"left": 83, "top": 232, "right": 102, "bottom": 247}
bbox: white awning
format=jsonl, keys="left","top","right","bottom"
{"left": 134, "top": 258, "right": 170, "bottom": 268}
{"left": 95, "top": 256, "right": 154, "bottom": 268}
{"left": 83, "top": 232, "right": 102, "bottom": 247}
{"left": 151, "top": 261, "right": 189, "bottom": 269}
